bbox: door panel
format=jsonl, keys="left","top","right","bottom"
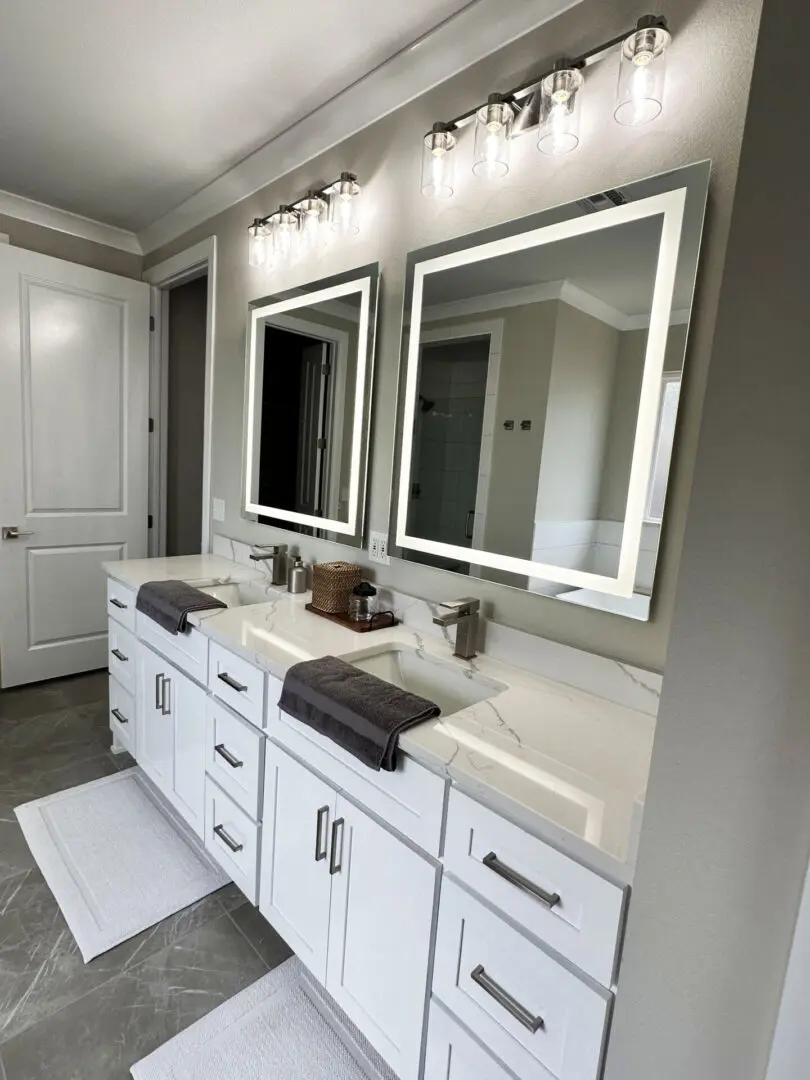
{"left": 172, "top": 671, "right": 207, "bottom": 838}
{"left": 138, "top": 646, "right": 173, "bottom": 795}
{"left": 327, "top": 795, "right": 438, "bottom": 1080}
{"left": 259, "top": 744, "right": 335, "bottom": 983}
{"left": 0, "top": 246, "right": 149, "bottom": 686}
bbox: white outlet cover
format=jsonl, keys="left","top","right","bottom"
{"left": 369, "top": 531, "right": 390, "bottom": 565}
{"left": 212, "top": 498, "right": 225, "bottom": 522}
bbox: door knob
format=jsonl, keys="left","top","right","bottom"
{"left": 1, "top": 526, "right": 35, "bottom": 540}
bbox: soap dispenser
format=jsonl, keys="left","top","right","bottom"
{"left": 287, "top": 555, "right": 308, "bottom": 594}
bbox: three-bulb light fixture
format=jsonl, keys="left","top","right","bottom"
{"left": 248, "top": 172, "right": 362, "bottom": 269}
{"left": 421, "top": 14, "right": 671, "bottom": 199}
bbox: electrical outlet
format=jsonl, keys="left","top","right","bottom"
{"left": 212, "top": 498, "right": 225, "bottom": 522}
{"left": 369, "top": 531, "right": 390, "bottom": 565}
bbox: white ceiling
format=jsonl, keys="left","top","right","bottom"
{"left": 0, "top": 0, "right": 477, "bottom": 232}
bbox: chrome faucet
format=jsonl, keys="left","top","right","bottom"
{"left": 433, "top": 598, "right": 481, "bottom": 660}
{"left": 249, "top": 544, "right": 288, "bottom": 587}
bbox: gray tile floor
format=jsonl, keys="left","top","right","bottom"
{"left": 0, "top": 671, "right": 292, "bottom": 1080}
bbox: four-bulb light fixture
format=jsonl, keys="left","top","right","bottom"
{"left": 422, "top": 14, "right": 671, "bottom": 199}
{"left": 248, "top": 172, "right": 362, "bottom": 269}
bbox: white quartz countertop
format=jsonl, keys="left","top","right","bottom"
{"left": 106, "top": 555, "right": 655, "bottom": 883}
{"left": 103, "top": 554, "right": 274, "bottom": 592}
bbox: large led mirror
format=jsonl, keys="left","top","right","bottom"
{"left": 244, "top": 264, "right": 379, "bottom": 547}
{"left": 393, "top": 163, "right": 709, "bottom": 619}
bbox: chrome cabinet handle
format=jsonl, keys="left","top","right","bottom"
{"left": 111, "top": 648, "right": 128, "bottom": 663}
{"left": 329, "top": 817, "right": 345, "bottom": 875}
{"left": 214, "top": 743, "right": 243, "bottom": 769}
{"left": 470, "top": 965, "right": 544, "bottom": 1033}
{"left": 161, "top": 676, "right": 171, "bottom": 716}
{"left": 111, "top": 707, "right": 129, "bottom": 725}
{"left": 218, "top": 672, "right": 248, "bottom": 693}
{"left": 155, "top": 673, "right": 163, "bottom": 709}
{"left": 213, "top": 824, "right": 243, "bottom": 853}
{"left": 483, "top": 852, "right": 561, "bottom": 909}
{"left": 315, "top": 805, "right": 330, "bottom": 862}
{"left": 110, "top": 598, "right": 128, "bottom": 609}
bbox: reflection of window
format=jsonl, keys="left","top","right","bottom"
{"left": 645, "top": 375, "right": 681, "bottom": 523}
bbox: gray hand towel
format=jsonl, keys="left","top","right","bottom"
{"left": 135, "top": 580, "right": 226, "bottom": 635}
{"left": 279, "top": 655, "right": 441, "bottom": 772}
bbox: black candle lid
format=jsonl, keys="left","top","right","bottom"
{"left": 352, "top": 581, "right": 377, "bottom": 597}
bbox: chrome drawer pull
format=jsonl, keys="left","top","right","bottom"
{"left": 329, "top": 818, "right": 345, "bottom": 875}
{"left": 218, "top": 672, "right": 248, "bottom": 693}
{"left": 111, "top": 708, "right": 129, "bottom": 725}
{"left": 215, "top": 743, "right": 244, "bottom": 769}
{"left": 315, "top": 805, "right": 330, "bottom": 862}
{"left": 470, "top": 965, "right": 544, "bottom": 1033}
{"left": 483, "top": 852, "right": 561, "bottom": 909}
{"left": 110, "top": 598, "right": 128, "bottom": 609}
{"left": 111, "top": 648, "right": 128, "bottom": 663}
{"left": 155, "top": 673, "right": 163, "bottom": 709}
{"left": 213, "top": 824, "right": 244, "bottom": 853}
{"left": 161, "top": 676, "right": 171, "bottom": 716}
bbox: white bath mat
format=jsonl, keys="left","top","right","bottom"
{"left": 131, "top": 956, "right": 394, "bottom": 1080}
{"left": 15, "top": 767, "right": 228, "bottom": 962}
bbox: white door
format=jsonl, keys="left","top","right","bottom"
{"left": 170, "top": 667, "right": 207, "bottom": 837}
{"left": 138, "top": 645, "right": 174, "bottom": 794}
{"left": 326, "top": 795, "right": 438, "bottom": 1080}
{"left": 259, "top": 744, "right": 336, "bottom": 982}
{"left": 0, "top": 245, "right": 149, "bottom": 687}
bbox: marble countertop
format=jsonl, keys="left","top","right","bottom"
{"left": 105, "top": 554, "right": 655, "bottom": 884}
{"left": 103, "top": 554, "right": 276, "bottom": 594}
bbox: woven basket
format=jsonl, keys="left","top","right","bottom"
{"left": 311, "top": 562, "right": 362, "bottom": 614}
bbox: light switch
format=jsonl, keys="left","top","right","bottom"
{"left": 212, "top": 498, "right": 225, "bottom": 522}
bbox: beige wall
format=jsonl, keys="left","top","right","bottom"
{"left": 0, "top": 214, "right": 142, "bottom": 278}
{"left": 144, "top": 0, "right": 764, "bottom": 672}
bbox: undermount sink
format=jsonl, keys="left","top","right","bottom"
{"left": 195, "top": 580, "right": 273, "bottom": 608}
{"left": 345, "top": 644, "right": 507, "bottom": 717}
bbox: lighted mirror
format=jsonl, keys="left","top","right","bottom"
{"left": 244, "top": 264, "right": 379, "bottom": 547}
{"left": 393, "top": 162, "right": 710, "bottom": 619}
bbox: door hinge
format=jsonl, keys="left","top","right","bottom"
{"left": 149, "top": 315, "right": 155, "bottom": 331}
{"left": 321, "top": 358, "right": 331, "bottom": 375}
{"left": 316, "top": 437, "right": 327, "bottom": 450}
{"left": 148, "top": 417, "right": 154, "bottom": 433}
{"left": 148, "top": 514, "right": 153, "bottom": 529}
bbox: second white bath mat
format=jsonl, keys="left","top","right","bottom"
{"left": 15, "top": 767, "right": 228, "bottom": 962}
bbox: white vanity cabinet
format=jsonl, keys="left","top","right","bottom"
{"left": 260, "top": 742, "right": 438, "bottom": 1080}
{"left": 137, "top": 643, "right": 208, "bottom": 838}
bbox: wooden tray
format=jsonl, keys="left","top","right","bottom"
{"left": 305, "top": 603, "right": 398, "bottom": 633}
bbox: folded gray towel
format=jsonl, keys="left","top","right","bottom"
{"left": 279, "top": 656, "right": 441, "bottom": 772}
{"left": 135, "top": 580, "right": 226, "bottom": 635}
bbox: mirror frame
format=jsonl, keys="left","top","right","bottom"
{"left": 393, "top": 168, "right": 709, "bottom": 599}
{"left": 243, "top": 264, "right": 379, "bottom": 545}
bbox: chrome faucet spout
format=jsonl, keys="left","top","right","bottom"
{"left": 432, "top": 598, "right": 481, "bottom": 660}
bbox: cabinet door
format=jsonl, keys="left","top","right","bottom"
{"left": 326, "top": 795, "right": 438, "bottom": 1080}
{"left": 259, "top": 744, "right": 336, "bottom": 982}
{"left": 169, "top": 667, "right": 208, "bottom": 838}
{"left": 137, "top": 645, "right": 173, "bottom": 795}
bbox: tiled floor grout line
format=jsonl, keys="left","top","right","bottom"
{"left": 224, "top": 907, "right": 273, "bottom": 972}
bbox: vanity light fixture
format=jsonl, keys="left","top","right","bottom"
{"left": 420, "top": 13, "right": 671, "bottom": 197}
{"left": 246, "top": 173, "right": 362, "bottom": 267}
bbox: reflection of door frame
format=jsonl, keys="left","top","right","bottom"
{"left": 251, "top": 313, "right": 349, "bottom": 522}
{"left": 418, "top": 320, "right": 503, "bottom": 562}
{"left": 143, "top": 236, "right": 217, "bottom": 556}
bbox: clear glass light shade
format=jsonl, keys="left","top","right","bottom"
{"left": 614, "top": 26, "right": 671, "bottom": 126}
{"left": 537, "top": 68, "right": 584, "bottom": 155}
{"left": 472, "top": 100, "right": 513, "bottom": 178}
{"left": 269, "top": 207, "right": 299, "bottom": 260}
{"left": 247, "top": 221, "right": 269, "bottom": 268}
{"left": 328, "top": 174, "right": 361, "bottom": 236}
{"left": 421, "top": 127, "right": 457, "bottom": 199}
{"left": 298, "top": 194, "right": 328, "bottom": 252}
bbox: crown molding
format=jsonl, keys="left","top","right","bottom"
{"left": 0, "top": 188, "right": 142, "bottom": 254}
{"left": 137, "top": 0, "right": 583, "bottom": 255}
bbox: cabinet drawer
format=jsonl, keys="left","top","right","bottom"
{"left": 206, "top": 698, "right": 264, "bottom": 820}
{"left": 108, "top": 622, "right": 137, "bottom": 697}
{"left": 425, "top": 1002, "right": 514, "bottom": 1080}
{"left": 107, "top": 580, "right": 136, "bottom": 632}
{"left": 208, "top": 642, "right": 266, "bottom": 729}
{"left": 434, "top": 880, "right": 610, "bottom": 1080}
{"left": 108, "top": 677, "right": 135, "bottom": 757}
{"left": 136, "top": 611, "right": 209, "bottom": 686}
{"left": 204, "top": 777, "right": 261, "bottom": 903}
{"left": 444, "top": 789, "right": 625, "bottom": 987}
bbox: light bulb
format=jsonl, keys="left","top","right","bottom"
{"left": 269, "top": 206, "right": 299, "bottom": 260}
{"left": 247, "top": 219, "right": 268, "bottom": 268}
{"left": 328, "top": 173, "right": 361, "bottom": 235}
{"left": 298, "top": 192, "right": 328, "bottom": 253}
{"left": 615, "top": 21, "right": 671, "bottom": 126}
{"left": 473, "top": 95, "right": 513, "bottom": 178}
{"left": 421, "top": 123, "right": 457, "bottom": 199}
{"left": 537, "top": 66, "right": 583, "bottom": 155}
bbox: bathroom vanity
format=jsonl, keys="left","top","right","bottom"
{"left": 103, "top": 551, "right": 655, "bottom": 1080}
